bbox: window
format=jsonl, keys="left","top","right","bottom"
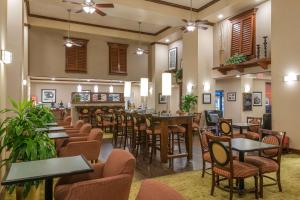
{"left": 107, "top": 42, "right": 128, "bottom": 75}
{"left": 65, "top": 38, "right": 89, "bottom": 73}
{"left": 230, "top": 9, "right": 257, "bottom": 59}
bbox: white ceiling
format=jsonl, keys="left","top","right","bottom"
{"left": 162, "top": 0, "right": 214, "bottom": 9}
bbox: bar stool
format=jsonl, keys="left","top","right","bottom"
{"left": 78, "top": 107, "right": 91, "bottom": 124}
{"left": 132, "top": 114, "right": 146, "bottom": 157}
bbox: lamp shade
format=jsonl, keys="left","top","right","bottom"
{"left": 162, "top": 73, "right": 172, "bottom": 96}
{"left": 77, "top": 85, "right": 82, "bottom": 92}
{"left": 124, "top": 81, "right": 131, "bottom": 97}
{"left": 93, "top": 85, "right": 98, "bottom": 93}
{"left": 140, "top": 78, "right": 148, "bottom": 97}
{"left": 109, "top": 85, "right": 114, "bottom": 93}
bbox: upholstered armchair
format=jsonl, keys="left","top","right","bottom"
{"left": 63, "top": 120, "right": 84, "bottom": 131}
{"left": 58, "top": 128, "right": 103, "bottom": 163}
{"left": 136, "top": 179, "right": 185, "bottom": 200}
{"left": 65, "top": 123, "right": 92, "bottom": 137}
{"left": 58, "top": 116, "right": 72, "bottom": 127}
{"left": 54, "top": 149, "right": 136, "bottom": 200}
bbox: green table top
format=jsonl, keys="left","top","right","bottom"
{"left": 36, "top": 126, "right": 65, "bottom": 132}
{"left": 226, "top": 138, "right": 278, "bottom": 152}
{"left": 1, "top": 155, "right": 93, "bottom": 185}
{"left": 45, "top": 122, "right": 58, "bottom": 126}
{"left": 48, "top": 132, "right": 69, "bottom": 139}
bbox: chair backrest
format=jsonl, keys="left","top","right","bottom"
{"left": 247, "top": 117, "right": 262, "bottom": 132}
{"left": 87, "top": 128, "right": 103, "bottom": 141}
{"left": 74, "top": 120, "right": 84, "bottom": 129}
{"left": 136, "top": 179, "right": 185, "bottom": 200}
{"left": 145, "top": 114, "right": 152, "bottom": 129}
{"left": 79, "top": 123, "right": 92, "bottom": 135}
{"left": 199, "top": 130, "right": 212, "bottom": 153}
{"left": 64, "top": 116, "right": 72, "bottom": 124}
{"left": 207, "top": 134, "right": 233, "bottom": 174}
{"left": 103, "top": 149, "right": 136, "bottom": 178}
{"left": 80, "top": 107, "right": 89, "bottom": 115}
{"left": 219, "top": 120, "right": 233, "bottom": 137}
{"left": 204, "top": 110, "right": 222, "bottom": 126}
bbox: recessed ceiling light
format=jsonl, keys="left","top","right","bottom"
{"left": 218, "top": 14, "right": 224, "bottom": 19}
{"left": 165, "top": 39, "right": 170, "bottom": 43}
{"left": 87, "top": 79, "right": 90, "bottom": 82}
{"left": 236, "top": 74, "right": 241, "bottom": 78}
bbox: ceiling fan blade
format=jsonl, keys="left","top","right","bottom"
{"left": 180, "top": 26, "right": 186, "bottom": 31}
{"left": 75, "top": 9, "right": 83, "bottom": 13}
{"left": 198, "top": 26, "right": 208, "bottom": 30}
{"left": 62, "top": 0, "right": 81, "bottom": 5}
{"left": 95, "top": 8, "right": 106, "bottom": 16}
{"left": 95, "top": 3, "right": 114, "bottom": 8}
{"left": 196, "top": 19, "right": 209, "bottom": 24}
{"left": 182, "top": 19, "right": 188, "bottom": 23}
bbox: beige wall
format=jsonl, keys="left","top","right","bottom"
{"left": 213, "top": 1, "right": 271, "bottom": 78}
{"left": 272, "top": 0, "right": 300, "bottom": 149}
{"left": 29, "top": 27, "right": 149, "bottom": 81}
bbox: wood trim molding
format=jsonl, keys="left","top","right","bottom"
{"left": 290, "top": 148, "right": 300, "bottom": 155}
{"left": 145, "top": 0, "right": 221, "bottom": 12}
{"left": 150, "top": 42, "right": 168, "bottom": 46}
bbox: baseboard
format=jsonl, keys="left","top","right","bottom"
{"left": 289, "top": 148, "right": 300, "bottom": 155}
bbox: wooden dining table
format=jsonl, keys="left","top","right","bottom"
{"left": 152, "top": 114, "right": 194, "bottom": 163}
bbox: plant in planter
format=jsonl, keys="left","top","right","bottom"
{"left": 181, "top": 94, "right": 198, "bottom": 113}
{"left": 28, "top": 104, "right": 55, "bottom": 128}
{"left": 0, "top": 99, "right": 56, "bottom": 198}
{"left": 175, "top": 68, "right": 183, "bottom": 84}
{"left": 226, "top": 54, "right": 247, "bottom": 65}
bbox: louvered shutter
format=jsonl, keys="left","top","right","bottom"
{"left": 108, "top": 43, "right": 128, "bottom": 75}
{"left": 65, "top": 38, "right": 88, "bottom": 73}
{"left": 230, "top": 9, "right": 256, "bottom": 58}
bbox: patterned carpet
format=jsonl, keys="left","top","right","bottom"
{"left": 4, "top": 154, "right": 300, "bottom": 200}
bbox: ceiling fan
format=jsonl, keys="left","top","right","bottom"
{"left": 135, "top": 22, "right": 149, "bottom": 56}
{"left": 180, "top": 0, "right": 209, "bottom": 32}
{"left": 62, "top": 0, "right": 114, "bottom": 16}
{"left": 64, "top": 9, "right": 82, "bottom": 48}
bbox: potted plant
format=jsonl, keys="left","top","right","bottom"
{"left": 175, "top": 68, "right": 183, "bottom": 84}
{"left": 226, "top": 53, "right": 247, "bottom": 65}
{"left": 0, "top": 99, "right": 56, "bottom": 199}
{"left": 181, "top": 94, "right": 198, "bottom": 113}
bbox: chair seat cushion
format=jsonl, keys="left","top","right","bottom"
{"left": 203, "top": 151, "right": 211, "bottom": 162}
{"left": 245, "top": 131, "right": 260, "bottom": 140}
{"left": 55, "top": 184, "right": 71, "bottom": 200}
{"left": 146, "top": 129, "right": 161, "bottom": 135}
{"left": 213, "top": 160, "right": 258, "bottom": 178}
{"left": 245, "top": 156, "right": 279, "bottom": 173}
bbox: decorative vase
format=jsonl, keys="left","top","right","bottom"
{"left": 219, "top": 49, "right": 225, "bottom": 66}
{"left": 16, "top": 184, "right": 41, "bottom": 200}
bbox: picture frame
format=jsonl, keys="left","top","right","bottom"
{"left": 158, "top": 93, "right": 167, "bottom": 104}
{"left": 227, "top": 92, "right": 236, "bottom": 101}
{"left": 108, "top": 93, "right": 121, "bottom": 102}
{"left": 79, "top": 92, "right": 90, "bottom": 102}
{"left": 243, "top": 93, "right": 252, "bottom": 111}
{"left": 168, "top": 47, "right": 177, "bottom": 70}
{"left": 202, "top": 93, "right": 211, "bottom": 104}
{"left": 41, "top": 89, "right": 56, "bottom": 103}
{"left": 253, "top": 92, "right": 262, "bottom": 106}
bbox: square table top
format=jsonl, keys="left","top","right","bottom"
{"left": 36, "top": 126, "right": 65, "bottom": 132}
{"left": 45, "top": 122, "right": 58, "bottom": 126}
{"left": 152, "top": 114, "right": 194, "bottom": 119}
{"left": 229, "top": 138, "right": 278, "bottom": 152}
{"left": 1, "top": 155, "right": 93, "bottom": 185}
{"left": 48, "top": 132, "right": 69, "bottom": 139}
{"left": 232, "top": 123, "right": 255, "bottom": 128}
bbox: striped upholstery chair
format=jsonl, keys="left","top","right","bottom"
{"left": 245, "top": 129, "right": 286, "bottom": 198}
{"left": 199, "top": 130, "right": 213, "bottom": 177}
{"left": 219, "top": 119, "right": 243, "bottom": 138}
{"left": 244, "top": 117, "right": 262, "bottom": 140}
{"left": 207, "top": 134, "right": 259, "bottom": 200}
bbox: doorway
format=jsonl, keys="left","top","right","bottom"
{"left": 215, "top": 90, "right": 224, "bottom": 114}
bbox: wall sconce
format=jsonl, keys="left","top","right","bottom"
{"left": 93, "top": 85, "right": 98, "bottom": 93}
{"left": 109, "top": 85, "right": 114, "bottom": 93}
{"left": 149, "top": 86, "right": 153, "bottom": 95}
{"left": 283, "top": 73, "right": 299, "bottom": 82}
{"left": 162, "top": 73, "right": 172, "bottom": 96}
{"left": 187, "top": 82, "right": 193, "bottom": 94}
{"left": 124, "top": 81, "right": 131, "bottom": 97}
{"left": 140, "top": 78, "right": 149, "bottom": 97}
{"left": 22, "top": 80, "right": 27, "bottom": 86}
{"left": 203, "top": 82, "right": 211, "bottom": 92}
{"left": 77, "top": 84, "right": 82, "bottom": 92}
{"left": 244, "top": 84, "right": 251, "bottom": 93}
{"left": 0, "top": 50, "right": 12, "bottom": 64}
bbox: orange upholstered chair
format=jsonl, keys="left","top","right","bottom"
{"left": 65, "top": 123, "right": 92, "bottom": 137}
{"left": 58, "top": 116, "right": 72, "bottom": 127}
{"left": 244, "top": 117, "right": 262, "bottom": 140}
{"left": 58, "top": 128, "right": 103, "bottom": 163}
{"left": 136, "top": 179, "right": 185, "bottom": 200}
{"left": 54, "top": 149, "right": 136, "bottom": 200}
{"left": 63, "top": 120, "right": 84, "bottom": 131}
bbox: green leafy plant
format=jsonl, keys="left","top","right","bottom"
{"left": 0, "top": 99, "right": 56, "bottom": 197}
{"left": 181, "top": 94, "right": 198, "bottom": 113}
{"left": 175, "top": 68, "right": 183, "bottom": 83}
{"left": 226, "top": 53, "right": 247, "bottom": 65}
{"left": 28, "top": 104, "right": 55, "bottom": 128}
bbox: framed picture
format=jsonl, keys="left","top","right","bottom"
{"left": 227, "top": 92, "right": 236, "bottom": 101}
{"left": 108, "top": 94, "right": 121, "bottom": 102}
{"left": 168, "top": 47, "right": 177, "bottom": 70}
{"left": 202, "top": 93, "right": 211, "bottom": 104}
{"left": 253, "top": 92, "right": 262, "bottom": 106}
{"left": 79, "top": 93, "right": 90, "bottom": 102}
{"left": 41, "top": 89, "right": 56, "bottom": 103}
{"left": 158, "top": 93, "right": 167, "bottom": 104}
{"left": 265, "top": 97, "right": 270, "bottom": 105}
{"left": 243, "top": 93, "right": 252, "bottom": 111}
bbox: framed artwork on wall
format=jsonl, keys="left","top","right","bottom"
{"left": 227, "top": 92, "right": 236, "bottom": 101}
{"left": 41, "top": 89, "right": 56, "bottom": 103}
{"left": 158, "top": 93, "right": 167, "bottom": 104}
{"left": 243, "top": 93, "right": 252, "bottom": 111}
{"left": 253, "top": 92, "right": 262, "bottom": 106}
{"left": 168, "top": 47, "right": 177, "bottom": 70}
{"left": 202, "top": 93, "right": 211, "bottom": 104}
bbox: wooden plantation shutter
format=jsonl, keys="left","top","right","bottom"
{"left": 65, "top": 38, "right": 89, "bottom": 73}
{"left": 108, "top": 42, "right": 128, "bottom": 75}
{"left": 229, "top": 8, "right": 257, "bottom": 59}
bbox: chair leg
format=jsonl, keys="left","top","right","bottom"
{"left": 177, "top": 133, "right": 181, "bottom": 153}
{"left": 202, "top": 160, "right": 206, "bottom": 178}
{"left": 254, "top": 175, "right": 258, "bottom": 199}
{"left": 259, "top": 174, "right": 264, "bottom": 198}
{"left": 277, "top": 170, "right": 282, "bottom": 192}
{"left": 211, "top": 172, "right": 215, "bottom": 196}
{"left": 229, "top": 178, "right": 233, "bottom": 200}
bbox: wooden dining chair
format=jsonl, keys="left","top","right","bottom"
{"left": 244, "top": 117, "right": 262, "bottom": 140}
{"left": 132, "top": 113, "right": 146, "bottom": 157}
{"left": 207, "top": 134, "right": 259, "bottom": 200}
{"left": 219, "top": 119, "right": 243, "bottom": 138}
{"left": 245, "top": 129, "right": 286, "bottom": 198}
{"left": 199, "top": 130, "right": 213, "bottom": 177}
